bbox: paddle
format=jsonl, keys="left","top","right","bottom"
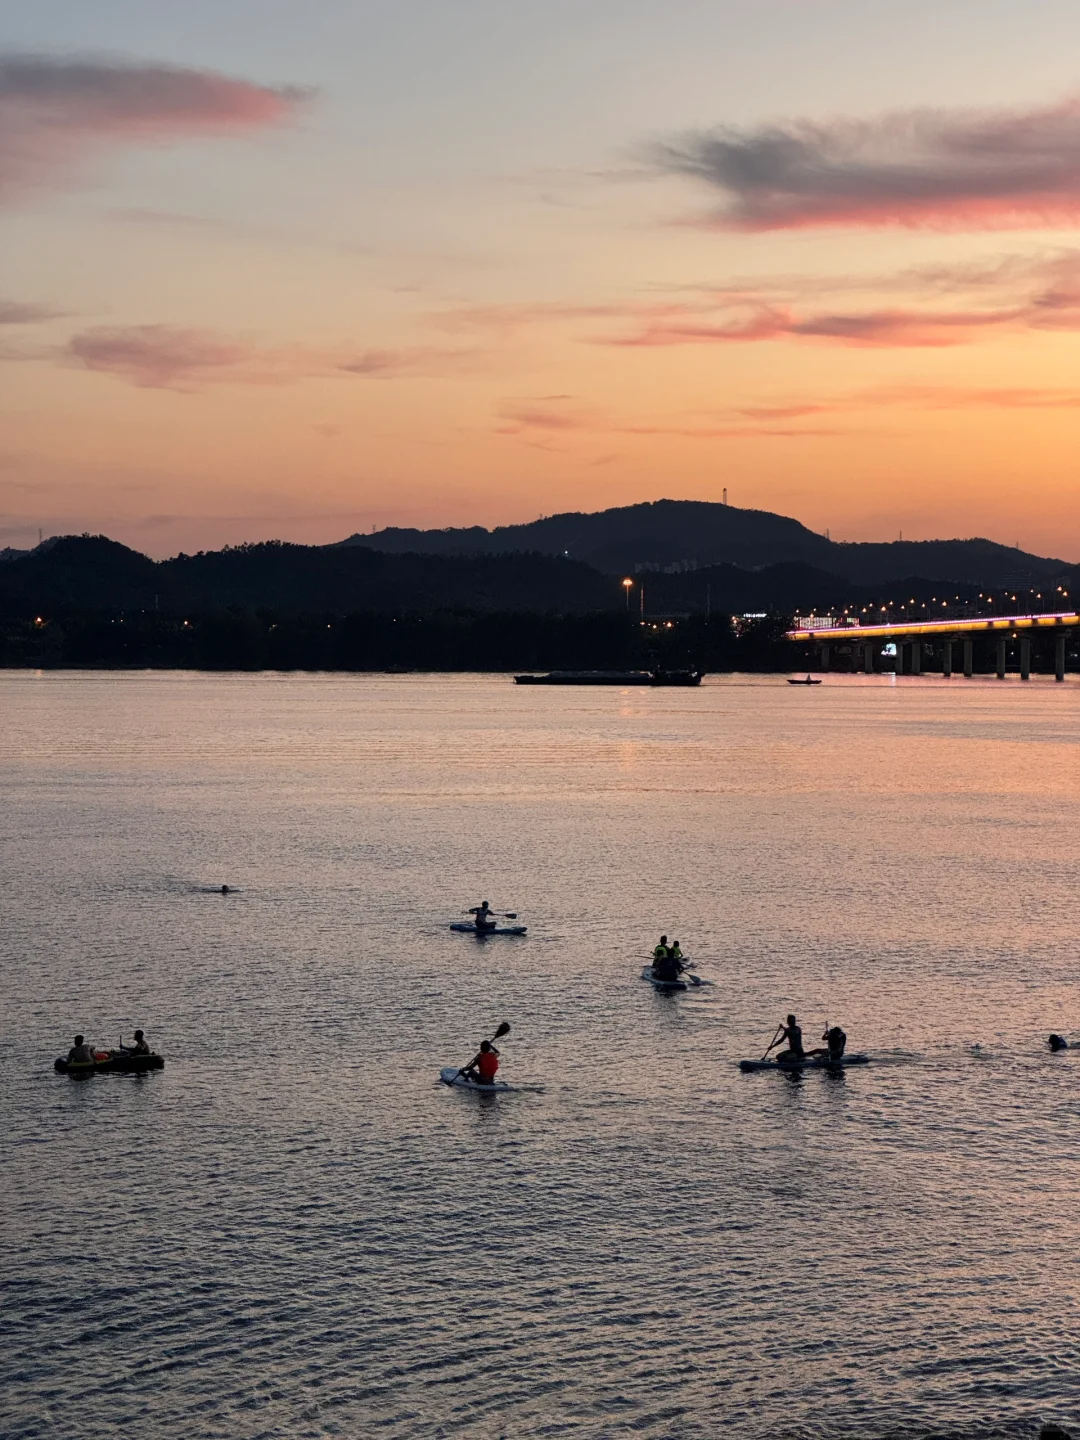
{"left": 760, "top": 1024, "right": 784, "bottom": 1061}
{"left": 458, "top": 1021, "right": 511, "bottom": 1081}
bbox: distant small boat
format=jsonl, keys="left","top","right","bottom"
{"left": 787, "top": 675, "right": 822, "bottom": 686}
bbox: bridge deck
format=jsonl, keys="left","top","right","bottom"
{"left": 788, "top": 611, "right": 1079, "bottom": 642}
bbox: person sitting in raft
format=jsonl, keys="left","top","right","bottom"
{"left": 669, "top": 940, "right": 684, "bottom": 963}
{"left": 469, "top": 901, "right": 497, "bottom": 932}
{"left": 777, "top": 1014, "right": 805, "bottom": 1062}
{"left": 462, "top": 1038, "right": 500, "bottom": 1085}
{"left": 122, "top": 1030, "right": 150, "bottom": 1055}
{"left": 1049, "top": 1033, "right": 1070, "bottom": 1052}
{"left": 68, "top": 1035, "right": 93, "bottom": 1064}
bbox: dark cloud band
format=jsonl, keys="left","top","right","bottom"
{"left": 655, "top": 98, "right": 1080, "bottom": 230}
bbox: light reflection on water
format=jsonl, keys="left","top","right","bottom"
{"left": 2, "top": 671, "right": 1080, "bottom": 1439}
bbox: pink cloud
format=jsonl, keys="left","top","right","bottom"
{"left": 604, "top": 304, "right": 1028, "bottom": 349}
{"left": 0, "top": 53, "right": 308, "bottom": 206}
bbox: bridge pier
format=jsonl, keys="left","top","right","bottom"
{"left": 1057, "top": 633, "right": 1067, "bottom": 682}
{"left": 1020, "top": 636, "right": 1031, "bottom": 680}
{"left": 820, "top": 642, "right": 830, "bottom": 672}
{"left": 963, "top": 638, "right": 973, "bottom": 677}
{"left": 863, "top": 642, "right": 875, "bottom": 674}
{"left": 894, "top": 642, "right": 905, "bottom": 676}
{"left": 911, "top": 640, "right": 922, "bottom": 675}
{"left": 943, "top": 639, "right": 953, "bottom": 677}
{"left": 996, "top": 637, "right": 1007, "bottom": 678}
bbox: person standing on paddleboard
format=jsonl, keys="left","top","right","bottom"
{"left": 462, "top": 1038, "right": 500, "bottom": 1085}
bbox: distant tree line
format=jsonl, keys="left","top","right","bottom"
{"left": 0, "top": 608, "right": 801, "bottom": 673}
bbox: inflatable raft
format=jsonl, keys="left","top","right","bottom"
{"left": 54, "top": 1051, "right": 165, "bottom": 1075}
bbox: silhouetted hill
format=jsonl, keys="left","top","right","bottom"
{"left": 0, "top": 537, "right": 616, "bottom": 617}
{"left": 341, "top": 499, "right": 1067, "bottom": 590}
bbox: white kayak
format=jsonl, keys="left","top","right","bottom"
{"left": 640, "top": 964, "right": 704, "bottom": 992}
{"left": 449, "top": 922, "right": 528, "bottom": 936}
{"left": 439, "top": 1066, "right": 511, "bottom": 1092}
{"left": 739, "top": 1053, "right": 869, "bottom": 1073}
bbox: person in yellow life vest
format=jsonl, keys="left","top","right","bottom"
{"left": 652, "top": 936, "right": 684, "bottom": 982}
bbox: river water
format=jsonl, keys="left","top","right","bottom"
{"left": 3, "top": 671, "right": 1080, "bottom": 1440}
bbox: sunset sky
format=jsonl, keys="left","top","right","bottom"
{"left": 5, "top": 1, "right": 1080, "bottom": 558}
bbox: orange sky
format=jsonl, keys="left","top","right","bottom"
{"left": 5, "top": 3, "right": 1080, "bottom": 558}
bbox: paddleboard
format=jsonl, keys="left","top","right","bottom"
{"left": 739, "top": 1053, "right": 869, "bottom": 1073}
{"left": 449, "top": 923, "right": 527, "bottom": 936}
{"left": 641, "top": 965, "right": 690, "bottom": 992}
{"left": 439, "top": 1066, "right": 511, "bottom": 1092}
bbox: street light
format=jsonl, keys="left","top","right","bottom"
{"left": 622, "top": 577, "right": 633, "bottom": 611}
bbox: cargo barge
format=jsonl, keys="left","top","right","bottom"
{"left": 514, "top": 670, "right": 703, "bottom": 686}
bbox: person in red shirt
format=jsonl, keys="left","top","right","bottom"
{"left": 462, "top": 1039, "right": 500, "bottom": 1086}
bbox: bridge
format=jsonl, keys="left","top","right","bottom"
{"left": 787, "top": 611, "right": 1079, "bottom": 679}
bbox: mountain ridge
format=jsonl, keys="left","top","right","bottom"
{"left": 339, "top": 498, "right": 1067, "bottom": 590}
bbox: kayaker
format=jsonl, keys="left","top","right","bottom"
{"left": 122, "top": 1030, "right": 150, "bottom": 1055}
{"left": 470, "top": 901, "right": 497, "bottom": 932}
{"left": 462, "top": 1038, "right": 500, "bottom": 1085}
{"left": 669, "top": 940, "right": 684, "bottom": 963}
{"left": 653, "top": 935, "right": 670, "bottom": 963}
{"left": 1049, "top": 1033, "right": 1070, "bottom": 1052}
{"left": 777, "top": 1014, "right": 805, "bottom": 1061}
{"left": 67, "top": 1035, "right": 93, "bottom": 1064}
{"left": 221, "top": 885, "right": 230, "bottom": 895}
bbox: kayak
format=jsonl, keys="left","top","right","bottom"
{"left": 54, "top": 1052, "right": 165, "bottom": 1075}
{"left": 640, "top": 965, "right": 699, "bottom": 992}
{"left": 739, "top": 1053, "right": 868, "bottom": 1073}
{"left": 439, "top": 1066, "right": 510, "bottom": 1093}
{"left": 449, "top": 923, "right": 527, "bottom": 936}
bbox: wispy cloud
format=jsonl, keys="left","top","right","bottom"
{"left": 63, "top": 323, "right": 476, "bottom": 390}
{"left": 0, "top": 52, "right": 308, "bottom": 206}
{"left": 611, "top": 304, "right": 1024, "bottom": 349}
{"left": 454, "top": 251, "right": 1080, "bottom": 352}
{"left": 496, "top": 395, "right": 837, "bottom": 442}
{"left": 718, "top": 384, "right": 1080, "bottom": 421}
{"left": 0, "top": 298, "right": 62, "bottom": 324}
{"left": 654, "top": 97, "right": 1080, "bottom": 231}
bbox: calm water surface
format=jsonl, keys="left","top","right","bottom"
{"left": 3, "top": 672, "right": 1080, "bottom": 1440}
